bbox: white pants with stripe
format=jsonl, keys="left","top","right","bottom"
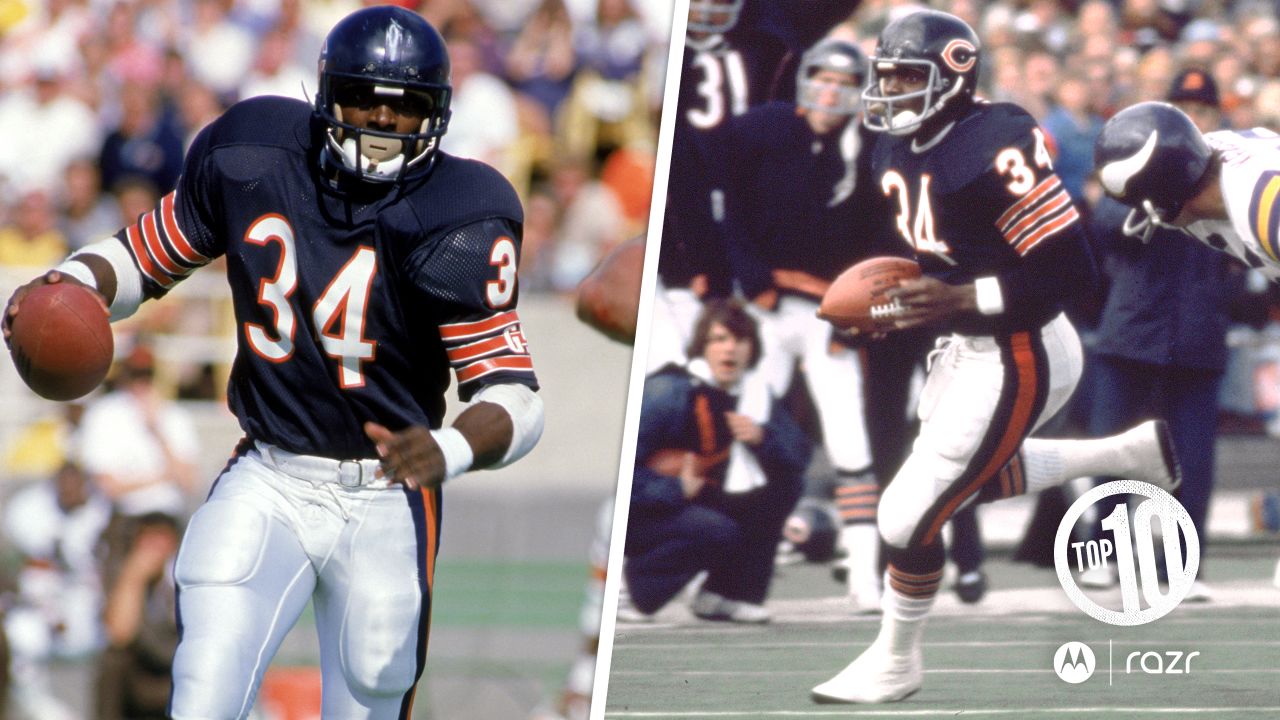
{"left": 879, "top": 313, "right": 1082, "bottom": 549}
{"left": 169, "top": 444, "right": 439, "bottom": 719}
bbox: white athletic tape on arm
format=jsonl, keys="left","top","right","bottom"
{"left": 430, "top": 427, "right": 474, "bottom": 481}
{"left": 473, "top": 383, "right": 545, "bottom": 467}
{"left": 53, "top": 258, "right": 97, "bottom": 289}
{"left": 975, "top": 276, "right": 1005, "bottom": 316}
{"left": 70, "top": 238, "right": 145, "bottom": 321}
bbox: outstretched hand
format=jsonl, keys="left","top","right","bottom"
{"left": 2, "top": 270, "right": 104, "bottom": 347}
{"left": 364, "top": 422, "right": 446, "bottom": 490}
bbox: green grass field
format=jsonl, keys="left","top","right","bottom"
{"left": 604, "top": 543, "right": 1280, "bottom": 719}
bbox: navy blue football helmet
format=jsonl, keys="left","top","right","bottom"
{"left": 796, "top": 39, "right": 866, "bottom": 116}
{"left": 862, "top": 10, "right": 980, "bottom": 136}
{"left": 316, "top": 6, "right": 452, "bottom": 183}
{"left": 687, "top": 0, "right": 742, "bottom": 36}
{"left": 1094, "top": 101, "right": 1214, "bottom": 242}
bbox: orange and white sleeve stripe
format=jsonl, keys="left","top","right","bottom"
{"left": 439, "top": 310, "right": 535, "bottom": 386}
{"left": 119, "top": 189, "right": 214, "bottom": 289}
{"left": 995, "top": 175, "right": 1081, "bottom": 256}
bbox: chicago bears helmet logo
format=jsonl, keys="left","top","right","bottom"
{"left": 941, "top": 39, "right": 976, "bottom": 73}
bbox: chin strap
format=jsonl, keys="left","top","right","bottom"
{"left": 1121, "top": 200, "right": 1190, "bottom": 243}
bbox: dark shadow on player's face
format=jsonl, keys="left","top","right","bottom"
{"left": 879, "top": 66, "right": 929, "bottom": 114}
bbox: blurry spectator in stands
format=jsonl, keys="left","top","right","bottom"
{"left": 558, "top": 0, "right": 651, "bottom": 159}
{"left": 518, "top": 186, "right": 562, "bottom": 293}
{"left": 505, "top": 0, "right": 578, "bottom": 124}
{"left": 3, "top": 461, "right": 112, "bottom": 720}
{"left": 599, "top": 144, "right": 654, "bottom": 235}
{"left": 78, "top": 343, "right": 198, "bottom": 586}
{"left": 175, "top": 81, "right": 225, "bottom": 150}
{"left": 0, "top": 62, "right": 100, "bottom": 194}
{"left": 445, "top": 32, "right": 520, "bottom": 172}
{"left": 112, "top": 175, "right": 161, "bottom": 227}
{"left": 1134, "top": 45, "right": 1177, "bottom": 107}
{"left": 96, "top": 512, "right": 182, "bottom": 720}
{"left": 1077, "top": 69, "right": 1233, "bottom": 602}
{"left": 1243, "top": 14, "right": 1280, "bottom": 79}
{"left": 3, "top": 401, "right": 86, "bottom": 479}
{"left": 241, "top": 25, "right": 311, "bottom": 102}
{"left": 102, "top": 1, "right": 164, "bottom": 89}
{"left": 0, "top": 189, "right": 69, "bottom": 266}
{"left": 59, "top": 158, "right": 120, "bottom": 252}
{"left": 1019, "top": 50, "right": 1059, "bottom": 120}
{"left": 99, "top": 79, "right": 185, "bottom": 194}
{"left": 182, "top": 0, "right": 254, "bottom": 102}
{"left": 1042, "top": 75, "right": 1104, "bottom": 203}
{"left": 548, "top": 156, "right": 627, "bottom": 292}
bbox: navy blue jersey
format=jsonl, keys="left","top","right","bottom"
{"left": 110, "top": 96, "right": 536, "bottom": 459}
{"left": 661, "top": 1, "right": 856, "bottom": 293}
{"left": 871, "top": 102, "right": 1094, "bottom": 333}
{"left": 722, "top": 102, "right": 894, "bottom": 301}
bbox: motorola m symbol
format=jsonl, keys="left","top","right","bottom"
{"left": 1053, "top": 641, "right": 1097, "bottom": 684}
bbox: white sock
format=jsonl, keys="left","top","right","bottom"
{"left": 1022, "top": 432, "right": 1146, "bottom": 493}
{"left": 878, "top": 580, "right": 934, "bottom": 657}
{"left": 840, "top": 524, "right": 880, "bottom": 594}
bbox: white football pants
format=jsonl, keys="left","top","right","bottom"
{"left": 879, "top": 313, "right": 1082, "bottom": 549}
{"left": 169, "top": 443, "right": 439, "bottom": 719}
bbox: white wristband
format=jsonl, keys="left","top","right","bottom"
{"left": 974, "top": 276, "right": 1005, "bottom": 316}
{"left": 431, "top": 427, "right": 474, "bottom": 481}
{"left": 54, "top": 258, "right": 98, "bottom": 290}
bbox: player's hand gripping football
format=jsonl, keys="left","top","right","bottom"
{"left": 884, "top": 276, "right": 977, "bottom": 330}
{"left": 364, "top": 422, "right": 446, "bottom": 489}
{"left": 2, "top": 270, "right": 104, "bottom": 347}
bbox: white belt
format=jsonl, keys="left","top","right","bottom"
{"left": 257, "top": 441, "right": 384, "bottom": 488}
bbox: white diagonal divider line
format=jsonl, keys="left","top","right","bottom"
{"left": 605, "top": 708, "right": 1280, "bottom": 717}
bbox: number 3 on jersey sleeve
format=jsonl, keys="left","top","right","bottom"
{"left": 243, "top": 214, "right": 377, "bottom": 389}
{"left": 486, "top": 236, "right": 517, "bottom": 308}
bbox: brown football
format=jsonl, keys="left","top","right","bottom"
{"left": 818, "top": 256, "right": 922, "bottom": 333}
{"left": 8, "top": 282, "right": 113, "bottom": 401}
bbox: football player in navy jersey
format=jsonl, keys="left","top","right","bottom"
{"left": 810, "top": 11, "right": 1180, "bottom": 704}
{"left": 651, "top": 0, "right": 857, "bottom": 369}
{"left": 4, "top": 7, "right": 543, "bottom": 718}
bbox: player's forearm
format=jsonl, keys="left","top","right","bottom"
{"left": 451, "top": 401, "right": 515, "bottom": 469}
{"left": 454, "top": 383, "right": 545, "bottom": 471}
{"left": 58, "top": 236, "right": 147, "bottom": 320}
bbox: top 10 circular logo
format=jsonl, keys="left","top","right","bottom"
{"left": 1055, "top": 480, "right": 1200, "bottom": 626}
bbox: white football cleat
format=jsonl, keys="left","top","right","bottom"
{"left": 811, "top": 642, "right": 922, "bottom": 704}
{"left": 1119, "top": 419, "right": 1181, "bottom": 492}
{"left": 691, "top": 589, "right": 771, "bottom": 623}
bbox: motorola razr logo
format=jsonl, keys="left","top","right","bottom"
{"left": 1054, "top": 641, "right": 1097, "bottom": 684}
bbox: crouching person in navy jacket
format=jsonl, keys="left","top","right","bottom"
{"left": 622, "top": 300, "right": 809, "bottom": 624}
